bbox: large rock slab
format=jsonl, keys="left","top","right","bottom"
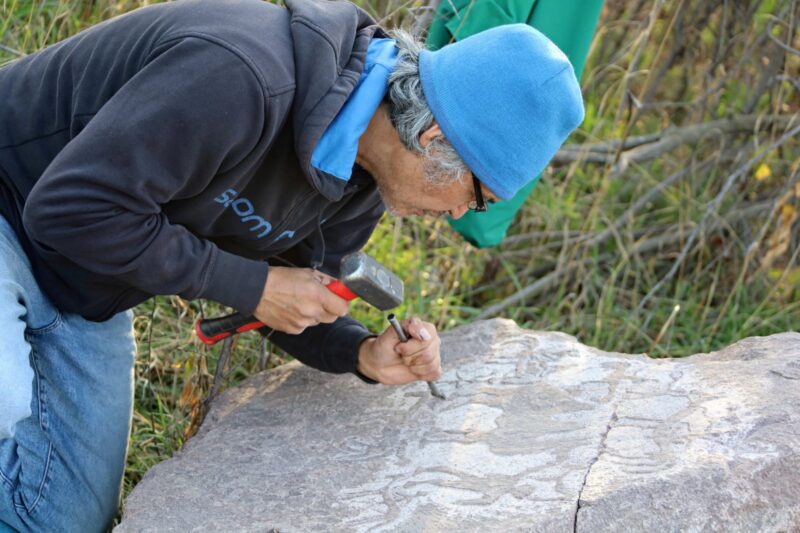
{"left": 117, "top": 319, "right": 800, "bottom": 532}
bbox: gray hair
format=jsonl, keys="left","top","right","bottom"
{"left": 387, "top": 29, "right": 469, "bottom": 186}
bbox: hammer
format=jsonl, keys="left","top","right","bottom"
{"left": 195, "top": 252, "right": 404, "bottom": 346}
{"left": 195, "top": 252, "right": 444, "bottom": 399}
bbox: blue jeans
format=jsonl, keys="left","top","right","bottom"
{"left": 0, "top": 216, "right": 135, "bottom": 533}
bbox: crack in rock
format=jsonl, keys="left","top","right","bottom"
{"left": 770, "top": 369, "right": 800, "bottom": 380}
{"left": 574, "top": 409, "right": 618, "bottom": 533}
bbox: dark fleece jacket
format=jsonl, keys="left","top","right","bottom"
{"left": 0, "top": 0, "right": 388, "bottom": 375}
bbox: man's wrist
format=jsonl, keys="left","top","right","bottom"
{"left": 355, "top": 336, "right": 380, "bottom": 384}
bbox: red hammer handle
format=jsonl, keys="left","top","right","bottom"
{"left": 195, "top": 313, "right": 263, "bottom": 346}
{"left": 195, "top": 280, "right": 358, "bottom": 346}
{"left": 325, "top": 279, "right": 358, "bottom": 301}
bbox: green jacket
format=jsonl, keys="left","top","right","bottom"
{"left": 427, "top": 0, "right": 603, "bottom": 247}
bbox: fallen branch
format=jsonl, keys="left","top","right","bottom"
{"left": 551, "top": 114, "right": 796, "bottom": 174}
{"left": 556, "top": 132, "right": 663, "bottom": 155}
{"left": 475, "top": 259, "right": 588, "bottom": 320}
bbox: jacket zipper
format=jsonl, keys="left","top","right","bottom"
{"left": 264, "top": 188, "right": 319, "bottom": 241}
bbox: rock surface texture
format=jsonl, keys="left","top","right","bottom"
{"left": 117, "top": 319, "right": 800, "bottom": 532}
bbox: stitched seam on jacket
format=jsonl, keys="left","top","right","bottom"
{"left": 148, "top": 34, "right": 273, "bottom": 175}
{"left": 290, "top": 17, "right": 342, "bottom": 74}
{"left": 197, "top": 247, "right": 219, "bottom": 302}
{"left": 0, "top": 127, "right": 70, "bottom": 151}
{"left": 152, "top": 32, "right": 280, "bottom": 97}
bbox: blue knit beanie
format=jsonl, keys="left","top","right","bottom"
{"left": 419, "top": 24, "right": 585, "bottom": 200}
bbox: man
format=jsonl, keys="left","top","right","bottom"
{"left": 0, "top": 0, "right": 583, "bottom": 530}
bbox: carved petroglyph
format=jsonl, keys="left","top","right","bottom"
{"left": 118, "top": 320, "right": 800, "bottom": 532}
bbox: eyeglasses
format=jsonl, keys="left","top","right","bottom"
{"left": 468, "top": 175, "right": 489, "bottom": 212}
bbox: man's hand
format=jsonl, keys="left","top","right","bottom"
{"left": 253, "top": 266, "right": 350, "bottom": 334}
{"left": 357, "top": 317, "right": 441, "bottom": 385}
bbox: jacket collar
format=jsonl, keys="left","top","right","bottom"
{"left": 285, "top": 0, "right": 384, "bottom": 201}
{"left": 310, "top": 38, "right": 397, "bottom": 182}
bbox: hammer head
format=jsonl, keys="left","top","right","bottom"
{"left": 339, "top": 252, "right": 404, "bottom": 311}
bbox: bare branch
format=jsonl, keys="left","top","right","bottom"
{"left": 614, "top": 0, "right": 666, "bottom": 122}
{"left": 610, "top": 114, "right": 794, "bottom": 176}
{"left": 637, "top": 121, "right": 800, "bottom": 310}
{"left": 766, "top": 13, "right": 800, "bottom": 57}
{"left": 475, "top": 260, "right": 588, "bottom": 320}
{"left": 552, "top": 114, "right": 794, "bottom": 170}
{"left": 555, "top": 132, "right": 663, "bottom": 155}
{"left": 0, "top": 44, "right": 25, "bottom": 58}
{"left": 379, "top": 0, "right": 424, "bottom": 28}
{"left": 411, "top": 0, "right": 443, "bottom": 37}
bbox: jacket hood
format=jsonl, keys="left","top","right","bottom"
{"left": 285, "top": 0, "right": 384, "bottom": 201}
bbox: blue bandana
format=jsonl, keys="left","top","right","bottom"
{"left": 311, "top": 38, "right": 398, "bottom": 181}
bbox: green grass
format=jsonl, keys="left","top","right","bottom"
{"left": 2, "top": 0, "right": 798, "bottom": 516}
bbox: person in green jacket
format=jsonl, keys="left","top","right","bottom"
{"left": 427, "top": 0, "right": 604, "bottom": 247}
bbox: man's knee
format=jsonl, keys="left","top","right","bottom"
{"left": 0, "top": 398, "right": 31, "bottom": 440}
{"left": 0, "top": 360, "right": 33, "bottom": 441}
{"left": 0, "top": 302, "right": 34, "bottom": 441}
